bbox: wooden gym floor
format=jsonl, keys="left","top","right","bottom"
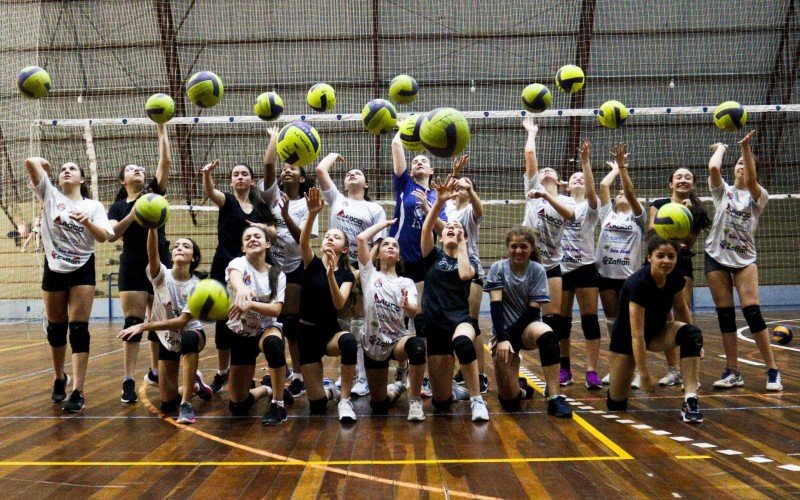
{"left": 0, "top": 310, "right": 798, "bottom": 498}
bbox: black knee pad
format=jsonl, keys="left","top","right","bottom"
{"left": 581, "top": 314, "right": 601, "bottom": 341}
{"left": 413, "top": 316, "right": 426, "bottom": 337}
{"left": 279, "top": 314, "right": 299, "bottom": 340}
{"left": 309, "top": 396, "right": 329, "bottom": 414}
{"left": 742, "top": 304, "right": 767, "bottom": 334}
{"left": 469, "top": 317, "right": 481, "bottom": 337}
{"left": 229, "top": 393, "right": 255, "bottom": 416}
{"left": 338, "top": 333, "right": 358, "bottom": 366}
{"left": 606, "top": 390, "right": 628, "bottom": 411}
{"left": 499, "top": 391, "right": 523, "bottom": 411}
{"left": 535, "top": 331, "right": 560, "bottom": 367}
{"left": 68, "top": 322, "right": 90, "bottom": 353}
{"left": 404, "top": 336, "right": 426, "bottom": 365}
{"left": 261, "top": 335, "right": 286, "bottom": 368}
{"left": 676, "top": 324, "right": 703, "bottom": 359}
{"left": 453, "top": 335, "right": 477, "bottom": 365}
{"left": 716, "top": 307, "right": 737, "bottom": 334}
{"left": 180, "top": 331, "right": 201, "bottom": 354}
{"left": 46, "top": 321, "right": 68, "bottom": 348}
{"left": 123, "top": 317, "right": 144, "bottom": 343}
{"left": 432, "top": 397, "right": 453, "bottom": 411}
{"left": 370, "top": 397, "right": 390, "bottom": 415}
{"left": 160, "top": 395, "right": 181, "bottom": 413}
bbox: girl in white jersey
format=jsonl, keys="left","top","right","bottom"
{"left": 520, "top": 118, "right": 575, "bottom": 387}
{"left": 705, "top": 132, "right": 781, "bottom": 392}
{"left": 559, "top": 140, "right": 602, "bottom": 389}
{"left": 25, "top": 157, "right": 114, "bottom": 413}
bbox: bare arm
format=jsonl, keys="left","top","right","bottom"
{"left": 155, "top": 123, "right": 171, "bottom": 193}
{"left": 356, "top": 218, "right": 395, "bottom": 267}
{"left": 707, "top": 143, "right": 727, "bottom": 190}
{"left": 464, "top": 177, "right": 484, "bottom": 221}
{"left": 108, "top": 211, "right": 137, "bottom": 243}
{"left": 146, "top": 228, "right": 161, "bottom": 279}
{"left": 201, "top": 160, "right": 226, "bottom": 207}
{"left": 279, "top": 193, "right": 302, "bottom": 243}
{"left": 118, "top": 312, "right": 192, "bottom": 340}
{"left": 401, "top": 287, "right": 419, "bottom": 319}
{"left": 391, "top": 131, "right": 407, "bottom": 177}
{"left": 262, "top": 127, "right": 279, "bottom": 189}
{"left": 738, "top": 130, "right": 762, "bottom": 201}
{"left": 456, "top": 238, "right": 475, "bottom": 281}
{"left": 300, "top": 187, "right": 323, "bottom": 266}
{"left": 70, "top": 212, "right": 110, "bottom": 243}
{"left": 579, "top": 140, "right": 598, "bottom": 210}
{"left": 615, "top": 145, "right": 643, "bottom": 216}
{"left": 529, "top": 190, "right": 575, "bottom": 220}
{"left": 421, "top": 178, "right": 455, "bottom": 258}
{"left": 24, "top": 157, "right": 48, "bottom": 187}
{"left": 315, "top": 152, "right": 343, "bottom": 192}
{"left": 629, "top": 302, "right": 649, "bottom": 379}
{"left": 599, "top": 161, "right": 619, "bottom": 207}
{"left": 672, "top": 292, "right": 693, "bottom": 324}
{"left": 412, "top": 189, "right": 445, "bottom": 235}
{"left": 522, "top": 117, "right": 539, "bottom": 180}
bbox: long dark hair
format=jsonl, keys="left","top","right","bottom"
{"left": 60, "top": 163, "right": 90, "bottom": 199}
{"left": 113, "top": 164, "right": 150, "bottom": 203}
{"left": 506, "top": 225, "right": 541, "bottom": 263}
{"left": 646, "top": 234, "right": 681, "bottom": 255}
{"left": 235, "top": 163, "right": 278, "bottom": 226}
{"left": 278, "top": 165, "right": 313, "bottom": 198}
{"left": 241, "top": 224, "right": 282, "bottom": 302}
{"left": 668, "top": 170, "right": 710, "bottom": 232}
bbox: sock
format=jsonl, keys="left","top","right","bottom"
{"left": 273, "top": 399, "right": 285, "bottom": 407}
{"left": 123, "top": 376, "right": 134, "bottom": 382}
{"left": 470, "top": 395, "right": 484, "bottom": 404}
{"left": 218, "top": 368, "right": 229, "bottom": 376}
{"left": 560, "top": 357, "right": 570, "bottom": 371}
{"left": 151, "top": 368, "right": 158, "bottom": 376}
{"left": 295, "top": 373, "right": 304, "bottom": 382}
{"left": 549, "top": 395, "right": 560, "bottom": 400}
{"left": 684, "top": 393, "right": 697, "bottom": 401}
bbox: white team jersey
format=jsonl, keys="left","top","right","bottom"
{"left": 260, "top": 179, "right": 317, "bottom": 274}
{"left": 33, "top": 175, "right": 113, "bottom": 272}
{"left": 225, "top": 256, "right": 286, "bottom": 337}
{"left": 147, "top": 263, "right": 202, "bottom": 352}
{"left": 322, "top": 184, "right": 386, "bottom": 265}
{"left": 596, "top": 203, "right": 645, "bottom": 279}
{"left": 704, "top": 180, "right": 768, "bottom": 268}
{"left": 560, "top": 199, "right": 599, "bottom": 273}
{"left": 361, "top": 261, "right": 417, "bottom": 361}
{"left": 522, "top": 174, "right": 575, "bottom": 271}
{"left": 444, "top": 200, "right": 483, "bottom": 276}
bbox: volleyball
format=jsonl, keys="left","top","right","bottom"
{"left": 188, "top": 279, "right": 230, "bottom": 321}
{"left": 361, "top": 99, "right": 398, "bottom": 135}
{"left": 653, "top": 202, "right": 693, "bottom": 240}
{"left": 555, "top": 64, "right": 585, "bottom": 94}
{"left": 253, "top": 91, "right": 284, "bottom": 121}
{"left": 398, "top": 113, "right": 426, "bottom": 151}
{"left": 713, "top": 101, "right": 748, "bottom": 132}
{"left": 133, "top": 193, "right": 171, "bottom": 229}
{"left": 419, "top": 108, "right": 470, "bottom": 157}
{"left": 772, "top": 325, "right": 793, "bottom": 345}
{"left": 521, "top": 83, "right": 552, "bottom": 113}
{"left": 307, "top": 83, "right": 336, "bottom": 111}
{"left": 17, "top": 66, "right": 52, "bottom": 99}
{"left": 144, "top": 93, "right": 175, "bottom": 124}
{"left": 186, "top": 71, "right": 224, "bottom": 108}
{"left": 598, "top": 100, "right": 629, "bottom": 129}
{"left": 389, "top": 74, "right": 419, "bottom": 104}
{"left": 277, "top": 121, "right": 322, "bottom": 166}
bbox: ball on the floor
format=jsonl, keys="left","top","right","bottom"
{"left": 277, "top": 121, "right": 322, "bottom": 166}
{"left": 420, "top": 107, "right": 470, "bottom": 157}
{"left": 598, "top": 100, "right": 629, "bottom": 129}
{"left": 17, "top": 66, "right": 52, "bottom": 99}
{"left": 555, "top": 64, "right": 585, "bottom": 94}
{"left": 307, "top": 83, "right": 336, "bottom": 111}
{"left": 133, "top": 193, "right": 171, "bottom": 229}
{"left": 653, "top": 202, "right": 693, "bottom": 240}
{"left": 521, "top": 83, "right": 552, "bottom": 113}
{"left": 186, "top": 71, "right": 224, "bottom": 108}
{"left": 253, "top": 91, "right": 284, "bottom": 121}
{"left": 389, "top": 74, "right": 419, "bottom": 104}
{"left": 362, "top": 99, "right": 398, "bottom": 134}
{"left": 713, "top": 101, "right": 747, "bottom": 132}
{"left": 188, "top": 279, "right": 230, "bottom": 321}
{"left": 398, "top": 113, "right": 426, "bottom": 151}
{"left": 772, "top": 325, "right": 793, "bottom": 345}
{"left": 144, "top": 93, "right": 175, "bottom": 124}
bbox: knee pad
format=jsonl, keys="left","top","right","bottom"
{"left": 469, "top": 317, "right": 481, "bottom": 337}
{"left": 309, "top": 396, "right": 329, "bottom": 414}
{"left": 498, "top": 391, "right": 523, "bottom": 411}
{"left": 68, "top": 322, "right": 90, "bottom": 353}
{"left": 46, "top": 321, "right": 68, "bottom": 348}
{"left": 370, "top": 397, "right": 390, "bottom": 415}
{"left": 413, "top": 316, "right": 426, "bottom": 337}
{"left": 716, "top": 307, "right": 737, "bottom": 334}
{"left": 228, "top": 394, "right": 255, "bottom": 416}
{"left": 404, "top": 336, "right": 427, "bottom": 366}
{"left": 337, "top": 333, "right": 358, "bottom": 366}
{"left": 262, "top": 335, "right": 286, "bottom": 368}
{"left": 606, "top": 391, "right": 628, "bottom": 411}
{"left": 123, "top": 317, "right": 144, "bottom": 343}
{"left": 279, "top": 315, "right": 299, "bottom": 340}
{"left": 432, "top": 397, "right": 453, "bottom": 411}
{"left": 535, "top": 331, "right": 560, "bottom": 367}
{"left": 452, "top": 335, "right": 477, "bottom": 365}
{"left": 160, "top": 395, "right": 181, "bottom": 413}
{"left": 676, "top": 324, "right": 703, "bottom": 358}
{"left": 581, "top": 314, "right": 601, "bottom": 341}
{"left": 179, "top": 331, "right": 200, "bottom": 354}
{"left": 742, "top": 305, "right": 767, "bottom": 334}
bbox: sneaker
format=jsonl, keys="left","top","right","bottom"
{"left": 659, "top": 367, "right": 682, "bottom": 387}
{"left": 62, "top": 389, "right": 85, "bottom": 413}
{"left": 479, "top": 372, "right": 489, "bottom": 394}
{"left": 547, "top": 396, "right": 573, "bottom": 418}
{"left": 420, "top": 377, "right": 433, "bottom": 398}
{"left": 288, "top": 378, "right": 306, "bottom": 398}
{"left": 395, "top": 365, "right": 408, "bottom": 387}
{"left": 713, "top": 369, "right": 744, "bottom": 389}
{"left": 261, "top": 374, "right": 271, "bottom": 387}
{"left": 323, "top": 378, "right": 340, "bottom": 401}
{"left": 388, "top": 381, "right": 407, "bottom": 405}
{"left": 338, "top": 398, "right": 357, "bottom": 423}
{"left": 210, "top": 371, "right": 229, "bottom": 393}
{"left": 453, "top": 370, "right": 465, "bottom": 385}
{"left": 470, "top": 398, "right": 490, "bottom": 422}
{"left": 334, "top": 376, "right": 342, "bottom": 389}
{"left": 601, "top": 373, "right": 610, "bottom": 385}
{"left": 519, "top": 377, "right": 535, "bottom": 399}
{"left": 766, "top": 368, "right": 783, "bottom": 391}
{"left": 143, "top": 369, "right": 159, "bottom": 386}
{"left": 121, "top": 378, "right": 137, "bottom": 404}
{"left": 195, "top": 372, "right": 213, "bottom": 402}
{"left": 176, "top": 402, "right": 197, "bottom": 424}
{"left": 352, "top": 377, "right": 370, "bottom": 397}
{"left": 407, "top": 397, "right": 426, "bottom": 421}
{"left": 452, "top": 380, "right": 470, "bottom": 401}
{"left": 543, "top": 384, "right": 550, "bottom": 398}
{"left": 51, "top": 373, "right": 69, "bottom": 403}
{"left": 262, "top": 402, "right": 287, "bottom": 426}
{"left": 630, "top": 370, "right": 641, "bottom": 389}
{"left": 282, "top": 388, "right": 295, "bottom": 405}
{"left": 559, "top": 369, "right": 573, "bottom": 387}
{"left": 585, "top": 371, "right": 602, "bottom": 390}
{"left": 285, "top": 366, "right": 294, "bottom": 380}
{"left": 681, "top": 396, "right": 703, "bottom": 424}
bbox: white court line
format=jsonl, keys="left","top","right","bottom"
{"left": 670, "top": 436, "right": 693, "bottom": 442}
{"left": 746, "top": 456, "right": 774, "bottom": 464}
{"left": 716, "top": 355, "right": 765, "bottom": 367}
{"left": 717, "top": 450, "right": 743, "bottom": 456}
{"left": 616, "top": 419, "right": 636, "bottom": 424}
{"left": 777, "top": 464, "right": 800, "bottom": 471}
{"left": 692, "top": 443, "right": 717, "bottom": 449}
{"left": 651, "top": 430, "right": 672, "bottom": 436}
{"left": 632, "top": 424, "right": 652, "bottom": 430}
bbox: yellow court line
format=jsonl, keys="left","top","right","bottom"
{"left": 0, "top": 342, "right": 45, "bottom": 353}
{"left": 675, "top": 456, "right": 712, "bottom": 460}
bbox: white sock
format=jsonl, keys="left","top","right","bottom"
{"left": 217, "top": 368, "right": 228, "bottom": 376}
{"left": 151, "top": 368, "right": 158, "bottom": 376}
{"left": 684, "top": 393, "right": 697, "bottom": 401}
{"left": 470, "top": 395, "right": 484, "bottom": 404}
{"left": 273, "top": 399, "right": 285, "bottom": 408}
{"left": 295, "top": 373, "right": 303, "bottom": 382}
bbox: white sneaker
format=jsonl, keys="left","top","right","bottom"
{"left": 352, "top": 377, "right": 370, "bottom": 397}
{"left": 659, "top": 367, "right": 682, "bottom": 386}
{"left": 470, "top": 398, "right": 489, "bottom": 422}
{"left": 766, "top": 369, "right": 783, "bottom": 392}
{"left": 601, "top": 373, "right": 610, "bottom": 385}
{"left": 323, "top": 377, "right": 340, "bottom": 401}
{"left": 452, "top": 380, "right": 470, "bottom": 401}
{"left": 387, "top": 381, "right": 406, "bottom": 405}
{"left": 338, "top": 398, "right": 357, "bottom": 423}
{"left": 334, "top": 376, "right": 342, "bottom": 389}
{"left": 713, "top": 369, "right": 744, "bottom": 389}
{"left": 420, "top": 377, "right": 433, "bottom": 398}
{"left": 395, "top": 365, "right": 409, "bottom": 387}
{"left": 407, "top": 397, "right": 425, "bottom": 421}
{"left": 630, "top": 370, "right": 641, "bottom": 389}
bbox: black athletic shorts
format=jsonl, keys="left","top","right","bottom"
{"left": 704, "top": 252, "right": 747, "bottom": 275}
{"left": 609, "top": 327, "right": 661, "bottom": 356}
{"left": 562, "top": 264, "right": 599, "bottom": 291}
{"left": 298, "top": 321, "right": 343, "bottom": 365}
{"left": 545, "top": 265, "right": 562, "bottom": 279}
{"left": 42, "top": 255, "right": 96, "bottom": 292}
{"left": 229, "top": 333, "right": 263, "bottom": 366}
{"left": 284, "top": 264, "right": 303, "bottom": 286}
{"left": 676, "top": 254, "right": 694, "bottom": 280}
{"left": 425, "top": 323, "right": 476, "bottom": 357}
{"left": 118, "top": 260, "right": 154, "bottom": 293}
{"left": 157, "top": 329, "right": 206, "bottom": 362}
{"left": 598, "top": 276, "right": 626, "bottom": 293}
{"left": 364, "top": 348, "right": 400, "bottom": 370}
{"left": 400, "top": 260, "right": 426, "bottom": 283}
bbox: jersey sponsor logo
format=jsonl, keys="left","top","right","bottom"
{"left": 562, "top": 255, "right": 581, "bottom": 263}
{"left": 437, "top": 257, "right": 458, "bottom": 271}
{"left": 374, "top": 293, "right": 402, "bottom": 313}
{"left": 367, "top": 332, "right": 395, "bottom": 348}
{"left": 719, "top": 240, "right": 749, "bottom": 254}
{"left": 53, "top": 215, "right": 86, "bottom": 234}
{"left": 725, "top": 203, "right": 752, "bottom": 220}
{"left": 411, "top": 204, "right": 425, "bottom": 229}
{"left": 602, "top": 256, "right": 631, "bottom": 266}
{"left": 335, "top": 209, "right": 366, "bottom": 226}
{"left": 537, "top": 208, "right": 564, "bottom": 226}
{"left": 51, "top": 250, "right": 80, "bottom": 265}
{"left": 373, "top": 278, "right": 382, "bottom": 288}
{"left": 604, "top": 221, "right": 634, "bottom": 232}
{"left": 56, "top": 202, "right": 66, "bottom": 211}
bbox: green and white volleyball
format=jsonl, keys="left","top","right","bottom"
{"left": 398, "top": 114, "right": 426, "bottom": 152}
{"left": 17, "top": 66, "right": 52, "bottom": 99}
{"left": 521, "top": 83, "right": 552, "bottom": 113}
{"left": 361, "top": 99, "right": 398, "bottom": 135}
{"left": 419, "top": 108, "right": 470, "bottom": 158}
{"left": 307, "top": 83, "right": 336, "bottom": 111}
{"left": 144, "top": 93, "right": 175, "bottom": 124}
{"left": 388, "top": 74, "right": 419, "bottom": 104}
{"left": 186, "top": 71, "right": 224, "bottom": 108}
{"left": 277, "top": 121, "right": 322, "bottom": 166}
{"left": 254, "top": 91, "right": 284, "bottom": 121}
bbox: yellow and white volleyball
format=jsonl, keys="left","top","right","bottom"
{"left": 361, "top": 99, "right": 398, "bottom": 135}
{"left": 713, "top": 101, "right": 748, "bottom": 132}
{"left": 144, "top": 93, "right": 175, "bottom": 124}
{"left": 188, "top": 279, "right": 230, "bottom": 321}
{"left": 253, "top": 91, "right": 284, "bottom": 121}
{"left": 17, "top": 66, "right": 52, "bottom": 99}
{"left": 555, "top": 64, "right": 585, "bottom": 94}
{"left": 307, "top": 83, "right": 336, "bottom": 112}
{"left": 598, "top": 100, "right": 629, "bottom": 129}
{"left": 186, "top": 71, "right": 224, "bottom": 108}
{"left": 521, "top": 83, "right": 552, "bottom": 113}
{"left": 398, "top": 113, "right": 426, "bottom": 151}
{"left": 653, "top": 202, "right": 693, "bottom": 240}
{"left": 133, "top": 193, "right": 171, "bottom": 229}
{"left": 388, "top": 74, "right": 419, "bottom": 104}
{"left": 419, "top": 108, "right": 470, "bottom": 158}
{"left": 277, "top": 121, "right": 322, "bottom": 166}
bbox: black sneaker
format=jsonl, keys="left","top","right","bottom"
{"left": 143, "top": 369, "right": 159, "bottom": 386}
{"left": 282, "top": 388, "right": 295, "bottom": 406}
{"left": 210, "top": 371, "right": 229, "bottom": 393}
{"left": 62, "top": 390, "right": 85, "bottom": 413}
{"left": 681, "top": 396, "right": 704, "bottom": 424}
{"left": 261, "top": 374, "right": 271, "bottom": 387}
{"left": 288, "top": 378, "right": 305, "bottom": 398}
{"left": 51, "top": 373, "right": 69, "bottom": 403}
{"left": 547, "top": 396, "right": 573, "bottom": 418}
{"left": 479, "top": 372, "right": 489, "bottom": 394}
{"left": 453, "top": 370, "right": 465, "bottom": 385}
{"left": 121, "top": 379, "right": 137, "bottom": 403}
{"left": 262, "top": 402, "right": 287, "bottom": 426}
{"left": 519, "top": 377, "right": 535, "bottom": 399}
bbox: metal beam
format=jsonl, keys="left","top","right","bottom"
{"left": 565, "top": 0, "right": 597, "bottom": 169}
